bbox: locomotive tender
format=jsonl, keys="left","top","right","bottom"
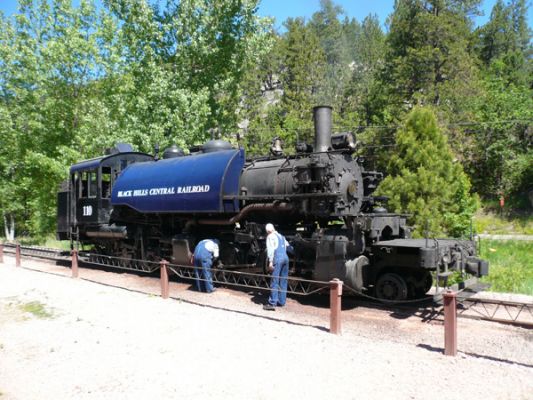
{"left": 57, "top": 106, "right": 488, "bottom": 300}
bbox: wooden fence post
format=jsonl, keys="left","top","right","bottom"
{"left": 71, "top": 249, "right": 79, "bottom": 278}
{"left": 330, "top": 278, "right": 343, "bottom": 335}
{"left": 443, "top": 290, "right": 457, "bottom": 356}
{"left": 15, "top": 244, "right": 21, "bottom": 267}
{"left": 160, "top": 260, "right": 169, "bottom": 299}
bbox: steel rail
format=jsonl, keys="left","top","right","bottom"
{"left": 2, "top": 243, "right": 69, "bottom": 261}
{"left": 79, "top": 252, "right": 160, "bottom": 274}
{"left": 456, "top": 297, "right": 533, "bottom": 328}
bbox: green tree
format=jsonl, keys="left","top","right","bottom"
{"left": 341, "top": 14, "right": 386, "bottom": 126}
{"left": 475, "top": 0, "right": 532, "bottom": 86}
{"left": 383, "top": 0, "right": 480, "bottom": 116}
{"left": 308, "top": 0, "right": 352, "bottom": 109}
{"left": 468, "top": 0, "right": 532, "bottom": 200}
{"left": 466, "top": 72, "right": 533, "bottom": 201}
{"left": 279, "top": 17, "right": 326, "bottom": 143}
{"left": 0, "top": 0, "right": 274, "bottom": 239}
{"left": 0, "top": 0, "right": 96, "bottom": 238}
{"left": 375, "top": 107, "right": 478, "bottom": 237}
{"left": 243, "top": 17, "right": 326, "bottom": 154}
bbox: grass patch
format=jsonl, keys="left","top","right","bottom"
{"left": 14, "top": 236, "right": 71, "bottom": 250}
{"left": 19, "top": 301, "right": 55, "bottom": 319}
{"left": 479, "top": 239, "right": 533, "bottom": 295}
{"left": 474, "top": 211, "right": 533, "bottom": 235}
{"left": 43, "top": 238, "right": 71, "bottom": 250}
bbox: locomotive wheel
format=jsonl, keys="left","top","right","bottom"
{"left": 375, "top": 273, "right": 408, "bottom": 301}
{"left": 420, "top": 271, "right": 433, "bottom": 294}
{"left": 406, "top": 271, "right": 433, "bottom": 299}
{"left": 257, "top": 251, "right": 269, "bottom": 275}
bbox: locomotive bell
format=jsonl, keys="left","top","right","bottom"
{"left": 331, "top": 132, "right": 356, "bottom": 152}
{"left": 313, "top": 105, "right": 332, "bottom": 153}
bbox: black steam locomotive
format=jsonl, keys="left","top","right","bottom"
{"left": 57, "top": 106, "right": 488, "bottom": 300}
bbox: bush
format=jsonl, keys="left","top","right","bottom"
{"left": 375, "top": 107, "right": 478, "bottom": 237}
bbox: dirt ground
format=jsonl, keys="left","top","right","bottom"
{"left": 0, "top": 255, "right": 532, "bottom": 400}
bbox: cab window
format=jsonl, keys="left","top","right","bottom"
{"left": 80, "top": 170, "right": 97, "bottom": 198}
{"left": 101, "top": 167, "right": 112, "bottom": 198}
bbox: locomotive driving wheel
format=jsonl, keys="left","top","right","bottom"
{"left": 375, "top": 273, "right": 408, "bottom": 301}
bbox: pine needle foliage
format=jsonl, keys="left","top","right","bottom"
{"left": 376, "top": 107, "right": 478, "bottom": 237}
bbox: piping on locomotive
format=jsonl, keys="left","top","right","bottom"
{"left": 57, "top": 106, "right": 488, "bottom": 301}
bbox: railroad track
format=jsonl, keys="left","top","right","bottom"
{"left": 2, "top": 243, "right": 532, "bottom": 328}
{"left": 456, "top": 297, "right": 533, "bottom": 328}
{"left": 2, "top": 243, "right": 69, "bottom": 261}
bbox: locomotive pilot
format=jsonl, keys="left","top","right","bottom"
{"left": 193, "top": 239, "right": 220, "bottom": 293}
{"left": 263, "top": 223, "right": 293, "bottom": 311}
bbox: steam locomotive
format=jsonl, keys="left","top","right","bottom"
{"left": 57, "top": 106, "right": 488, "bottom": 300}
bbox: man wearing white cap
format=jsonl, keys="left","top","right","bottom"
{"left": 193, "top": 239, "right": 220, "bottom": 293}
{"left": 263, "top": 223, "right": 292, "bottom": 311}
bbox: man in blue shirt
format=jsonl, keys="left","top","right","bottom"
{"left": 193, "top": 239, "right": 220, "bottom": 293}
{"left": 263, "top": 223, "right": 292, "bottom": 311}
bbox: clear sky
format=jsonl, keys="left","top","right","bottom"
{"left": 0, "top": 0, "right": 531, "bottom": 30}
{"left": 257, "top": 0, "right": 530, "bottom": 30}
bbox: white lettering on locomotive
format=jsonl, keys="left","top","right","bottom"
{"left": 149, "top": 187, "right": 176, "bottom": 195}
{"left": 134, "top": 189, "right": 149, "bottom": 196}
{"left": 176, "top": 185, "right": 210, "bottom": 194}
{"left": 117, "top": 190, "right": 132, "bottom": 197}
{"left": 118, "top": 185, "right": 209, "bottom": 197}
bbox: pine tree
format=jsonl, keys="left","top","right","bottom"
{"left": 382, "top": 0, "right": 480, "bottom": 116}
{"left": 469, "top": 0, "right": 532, "bottom": 199}
{"left": 273, "top": 17, "right": 327, "bottom": 146}
{"left": 341, "top": 14, "right": 386, "bottom": 125}
{"left": 308, "top": 0, "right": 352, "bottom": 110}
{"left": 375, "top": 107, "right": 478, "bottom": 237}
{"left": 475, "top": 0, "right": 532, "bottom": 86}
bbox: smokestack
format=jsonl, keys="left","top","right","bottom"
{"left": 313, "top": 106, "right": 332, "bottom": 153}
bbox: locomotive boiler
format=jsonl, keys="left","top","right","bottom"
{"left": 57, "top": 106, "right": 488, "bottom": 300}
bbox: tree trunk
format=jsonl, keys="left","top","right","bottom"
{"left": 3, "top": 213, "right": 15, "bottom": 241}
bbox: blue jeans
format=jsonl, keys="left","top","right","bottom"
{"left": 268, "top": 256, "right": 289, "bottom": 306}
{"left": 194, "top": 257, "right": 214, "bottom": 293}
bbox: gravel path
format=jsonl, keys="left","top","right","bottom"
{"left": 0, "top": 256, "right": 532, "bottom": 400}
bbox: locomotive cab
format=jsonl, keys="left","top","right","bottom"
{"left": 56, "top": 144, "right": 153, "bottom": 242}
